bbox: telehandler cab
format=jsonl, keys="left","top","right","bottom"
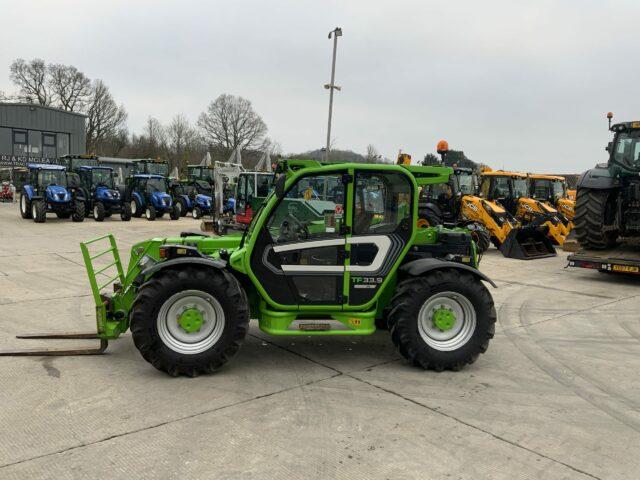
{"left": 1, "top": 161, "right": 497, "bottom": 376}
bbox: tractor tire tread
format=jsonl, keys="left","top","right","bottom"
{"left": 130, "top": 266, "right": 249, "bottom": 377}
{"left": 388, "top": 269, "right": 495, "bottom": 371}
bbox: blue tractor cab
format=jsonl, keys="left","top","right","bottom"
{"left": 19, "top": 164, "right": 85, "bottom": 223}
{"left": 170, "top": 179, "right": 213, "bottom": 219}
{"left": 76, "top": 166, "right": 131, "bottom": 221}
{"left": 126, "top": 174, "right": 180, "bottom": 221}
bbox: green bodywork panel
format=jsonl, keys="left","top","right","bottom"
{"left": 80, "top": 161, "right": 478, "bottom": 340}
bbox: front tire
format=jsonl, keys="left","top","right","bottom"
{"left": 20, "top": 192, "right": 32, "bottom": 219}
{"left": 574, "top": 188, "right": 618, "bottom": 249}
{"left": 192, "top": 206, "right": 202, "bottom": 219}
{"left": 145, "top": 205, "right": 157, "bottom": 221}
{"left": 130, "top": 267, "right": 249, "bottom": 377}
{"left": 388, "top": 269, "right": 496, "bottom": 371}
{"left": 32, "top": 200, "right": 46, "bottom": 223}
{"left": 131, "top": 199, "right": 142, "bottom": 218}
{"left": 170, "top": 206, "right": 181, "bottom": 220}
{"left": 93, "top": 202, "right": 106, "bottom": 222}
{"left": 466, "top": 223, "right": 491, "bottom": 253}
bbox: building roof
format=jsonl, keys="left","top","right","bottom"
{"left": 0, "top": 102, "right": 87, "bottom": 118}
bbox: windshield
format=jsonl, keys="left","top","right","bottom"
{"left": 92, "top": 169, "right": 114, "bottom": 188}
{"left": 552, "top": 180, "right": 565, "bottom": 198}
{"left": 38, "top": 170, "right": 66, "bottom": 187}
{"left": 189, "top": 167, "right": 215, "bottom": 182}
{"left": 613, "top": 130, "right": 640, "bottom": 170}
{"left": 146, "top": 178, "right": 167, "bottom": 193}
{"left": 456, "top": 172, "right": 475, "bottom": 195}
{"left": 136, "top": 161, "right": 168, "bottom": 176}
{"left": 512, "top": 178, "right": 528, "bottom": 197}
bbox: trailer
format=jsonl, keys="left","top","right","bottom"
{"left": 567, "top": 242, "right": 640, "bottom": 276}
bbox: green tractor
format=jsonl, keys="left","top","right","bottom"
{"left": 575, "top": 113, "right": 640, "bottom": 248}
{"left": 1, "top": 161, "right": 496, "bottom": 376}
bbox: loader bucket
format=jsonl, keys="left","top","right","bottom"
{"left": 499, "top": 226, "right": 556, "bottom": 260}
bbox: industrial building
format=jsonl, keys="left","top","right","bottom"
{"left": 0, "top": 102, "right": 86, "bottom": 168}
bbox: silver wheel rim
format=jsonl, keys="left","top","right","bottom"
{"left": 193, "top": 209, "right": 198, "bottom": 218}
{"left": 32, "top": 204, "right": 37, "bottom": 218}
{"left": 418, "top": 291, "right": 476, "bottom": 351}
{"left": 157, "top": 290, "right": 225, "bottom": 355}
{"left": 130, "top": 200, "right": 137, "bottom": 215}
{"left": 145, "top": 208, "right": 151, "bottom": 219}
{"left": 94, "top": 206, "right": 99, "bottom": 218}
{"left": 21, "top": 195, "right": 26, "bottom": 213}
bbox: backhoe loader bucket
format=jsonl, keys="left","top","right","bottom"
{"left": 499, "top": 226, "right": 556, "bottom": 260}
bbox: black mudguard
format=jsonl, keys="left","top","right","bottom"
{"left": 577, "top": 166, "right": 620, "bottom": 190}
{"left": 400, "top": 258, "right": 497, "bottom": 287}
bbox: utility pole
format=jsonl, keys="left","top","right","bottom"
{"left": 324, "top": 27, "right": 342, "bottom": 162}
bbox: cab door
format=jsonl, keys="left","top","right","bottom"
{"left": 346, "top": 169, "right": 413, "bottom": 307}
{"left": 248, "top": 170, "right": 348, "bottom": 307}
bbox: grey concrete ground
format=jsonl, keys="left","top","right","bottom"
{"left": 0, "top": 201, "right": 638, "bottom": 480}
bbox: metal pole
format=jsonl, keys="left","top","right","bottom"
{"left": 325, "top": 27, "right": 342, "bottom": 162}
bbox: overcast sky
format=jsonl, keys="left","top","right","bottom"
{"left": 1, "top": 0, "right": 638, "bottom": 172}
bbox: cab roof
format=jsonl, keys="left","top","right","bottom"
{"left": 133, "top": 174, "right": 165, "bottom": 179}
{"left": 528, "top": 173, "right": 566, "bottom": 181}
{"left": 480, "top": 170, "right": 527, "bottom": 179}
{"left": 27, "top": 163, "right": 66, "bottom": 171}
{"left": 79, "top": 165, "right": 113, "bottom": 171}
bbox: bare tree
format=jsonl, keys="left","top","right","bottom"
{"left": 9, "top": 59, "right": 51, "bottom": 105}
{"left": 48, "top": 64, "right": 92, "bottom": 111}
{"left": 85, "top": 80, "right": 127, "bottom": 154}
{"left": 166, "top": 114, "right": 201, "bottom": 171}
{"left": 197, "top": 94, "right": 267, "bottom": 155}
{"left": 366, "top": 144, "right": 380, "bottom": 163}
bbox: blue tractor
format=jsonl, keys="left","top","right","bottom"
{"left": 76, "top": 166, "right": 131, "bottom": 222}
{"left": 126, "top": 174, "right": 180, "bottom": 221}
{"left": 171, "top": 179, "right": 213, "bottom": 219}
{"left": 19, "top": 164, "right": 85, "bottom": 223}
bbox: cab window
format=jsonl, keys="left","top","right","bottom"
{"left": 266, "top": 173, "right": 344, "bottom": 243}
{"left": 353, "top": 172, "right": 412, "bottom": 235}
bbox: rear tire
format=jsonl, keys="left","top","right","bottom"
{"left": 388, "top": 269, "right": 495, "bottom": 371}
{"left": 32, "top": 200, "right": 46, "bottom": 223}
{"left": 574, "top": 188, "right": 618, "bottom": 249}
{"left": 145, "top": 205, "right": 157, "bottom": 221}
{"left": 20, "top": 192, "right": 32, "bottom": 219}
{"left": 130, "top": 267, "right": 249, "bottom": 377}
{"left": 93, "top": 202, "right": 106, "bottom": 222}
{"left": 170, "top": 206, "right": 181, "bottom": 220}
{"left": 120, "top": 202, "right": 132, "bottom": 221}
{"left": 178, "top": 198, "right": 188, "bottom": 217}
{"left": 72, "top": 201, "right": 85, "bottom": 222}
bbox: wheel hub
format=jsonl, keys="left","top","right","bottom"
{"left": 432, "top": 306, "right": 456, "bottom": 331}
{"left": 177, "top": 307, "right": 204, "bottom": 333}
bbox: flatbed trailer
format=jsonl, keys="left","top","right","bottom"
{"left": 567, "top": 242, "right": 640, "bottom": 276}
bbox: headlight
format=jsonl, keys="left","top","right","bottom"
{"left": 138, "top": 254, "right": 157, "bottom": 269}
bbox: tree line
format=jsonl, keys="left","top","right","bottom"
{"left": 1, "top": 58, "right": 391, "bottom": 171}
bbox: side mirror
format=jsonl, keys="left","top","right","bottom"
{"left": 275, "top": 174, "right": 286, "bottom": 199}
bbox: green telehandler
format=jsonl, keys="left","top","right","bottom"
{"left": 0, "top": 160, "right": 497, "bottom": 376}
